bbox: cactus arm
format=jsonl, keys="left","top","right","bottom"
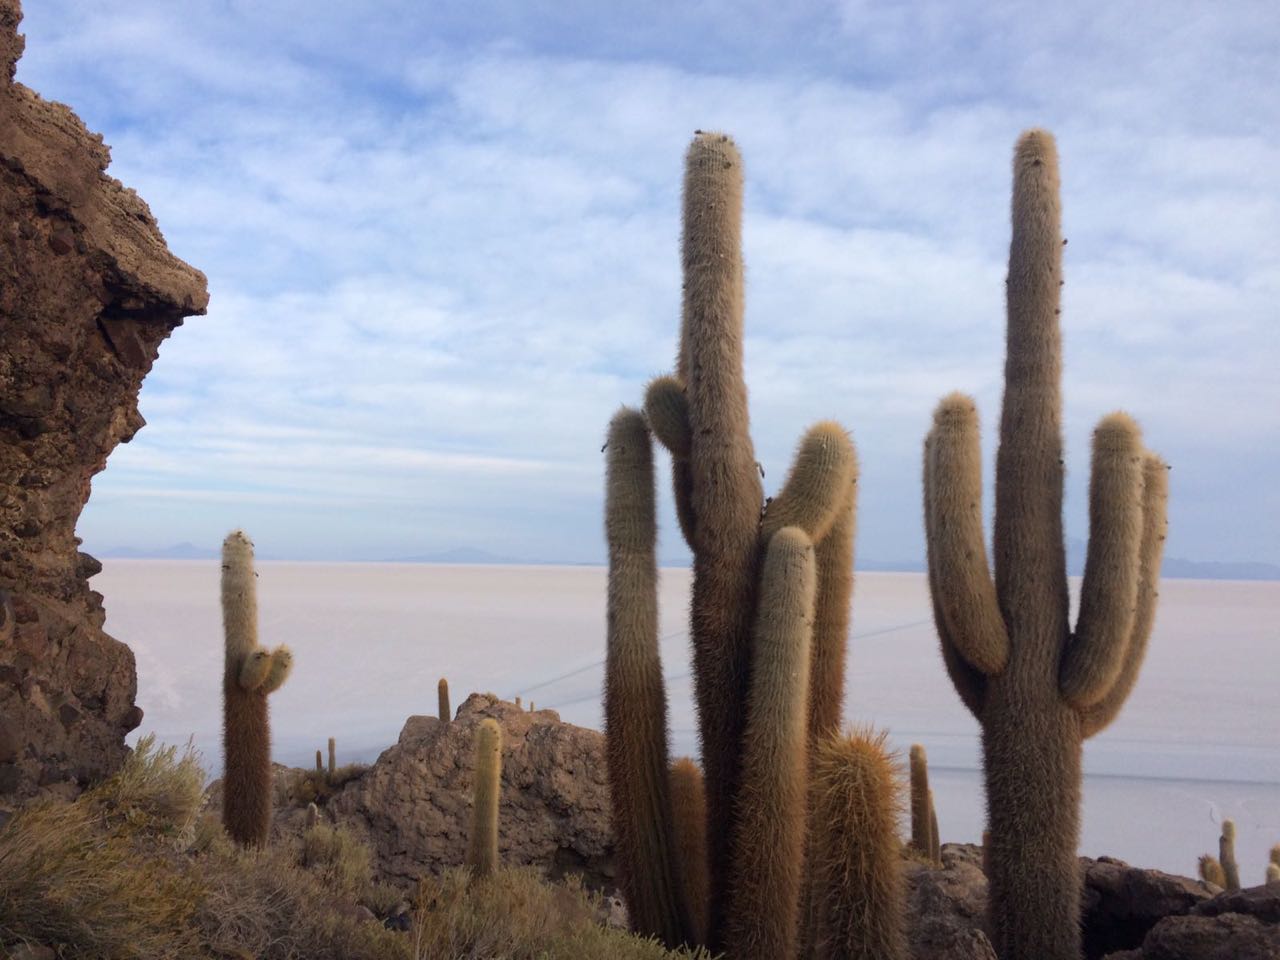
{"left": 724, "top": 526, "right": 816, "bottom": 960}
{"left": 1080, "top": 452, "right": 1169, "bottom": 738}
{"left": 806, "top": 478, "right": 856, "bottom": 747}
{"left": 644, "top": 375, "right": 697, "bottom": 547}
{"left": 760, "top": 421, "right": 857, "bottom": 545}
{"left": 924, "top": 395, "right": 1010, "bottom": 675}
{"left": 259, "top": 646, "right": 293, "bottom": 694}
{"left": 923, "top": 431, "right": 987, "bottom": 718}
{"left": 603, "top": 407, "right": 694, "bottom": 947}
{"left": 238, "top": 649, "right": 271, "bottom": 691}
{"left": 645, "top": 375, "right": 692, "bottom": 459}
{"left": 669, "top": 758, "right": 710, "bottom": 945}
{"left": 1060, "top": 413, "right": 1146, "bottom": 708}
{"left": 992, "top": 129, "right": 1069, "bottom": 629}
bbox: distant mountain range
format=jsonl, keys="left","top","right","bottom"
{"left": 95, "top": 543, "right": 1280, "bottom": 581}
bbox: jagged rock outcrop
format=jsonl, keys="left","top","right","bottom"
{"left": 0, "top": 0, "right": 208, "bottom": 810}
{"left": 1082, "top": 855, "right": 1215, "bottom": 958}
{"left": 906, "top": 845, "right": 996, "bottom": 960}
{"left": 323, "top": 694, "right": 615, "bottom": 890}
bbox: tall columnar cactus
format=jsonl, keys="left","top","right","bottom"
{"left": 922, "top": 130, "right": 1169, "bottom": 960}
{"left": 908, "top": 744, "right": 932, "bottom": 859}
{"left": 669, "top": 757, "right": 710, "bottom": 945}
{"left": 327, "top": 736, "right": 336, "bottom": 782}
{"left": 603, "top": 408, "right": 694, "bottom": 947}
{"left": 221, "top": 529, "right": 293, "bottom": 848}
{"left": 723, "top": 527, "right": 816, "bottom": 960}
{"left": 1220, "top": 820, "right": 1241, "bottom": 893}
{"left": 466, "top": 718, "right": 502, "bottom": 879}
{"left": 606, "top": 132, "right": 859, "bottom": 952}
{"left": 807, "top": 729, "right": 907, "bottom": 960}
{"left": 438, "top": 677, "right": 450, "bottom": 722}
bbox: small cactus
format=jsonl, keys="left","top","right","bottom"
{"left": 514, "top": 696, "right": 522, "bottom": 709}
{"left": 466, "top": 718, "right": 502, "bottom": 879}
{"left": 1270, "top": 843, "right": 1280, "bottom": 869}
{"left": 1198, "top": 854, "right": 1226, "bottom": 888}
{"left": 438, "top": 678, "right": 450, "bottom": 722}
{"left": 305, "top": 802, "right": 319, "bottom": 829}
{"left": 327, "top": 737, "right": 336, "bottom": 783}
{"left": 908, "top": 744, "right": 931, "bottom": 860}
{"left": 221, "top": 530, "right": 292, "bottom": 848}
{"left": 928, "top": 789, "right": 941, "bottom": 864}
{"left": 315, "top": 749, "right": 323, "bottom": 774}
{"left": 807, "top": 728, "right": 907, "bottom": 960}
{"left": 1220, "top": 820, "right": 1240, "bottom": 892}
{"left": 1266, "top": 863, "right": 1280, "bottom": 886}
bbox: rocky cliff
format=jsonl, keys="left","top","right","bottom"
{"left": 0, "top": 0, "right": 208, "bottom": 809}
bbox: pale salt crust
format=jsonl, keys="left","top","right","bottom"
{"left": 96, "top": 561, "right": 1279, "bottom": 880}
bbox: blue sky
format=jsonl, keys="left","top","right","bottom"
{"left": 15, "top": 1, "right": 1280, "bottom": 564}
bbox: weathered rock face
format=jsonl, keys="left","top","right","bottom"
{"left": 0, "top": 0, "right": 208, "bottom": 809}
{"left": 905, "top": 845, "right": 996, "bottom": 960}
{"left": 325, "top": 694, "right": 615, "bottom": 890}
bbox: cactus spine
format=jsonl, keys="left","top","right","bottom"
{"left": 438, "top": 678, "right": 450, "bottom": 722}
{"left": 1220, "top": 820, "right": 1240, "bottom": 892}
{"left": 466, "top": 718, "right": 501, "bottom": 879}
{"left": 603, "top": 408, "right": 694, "bottom": 947}
{"left": 606, "top": 132, "right": 859, "bottom": 952}
{"left": 807, "top": 729, "right": 907, "bottom": 960}
{"left": 922, "top": 130, "right": 1169, "bottom": 960}
{"left": 670, "top": 757, "right": 709, "bottom": 945}
{"left": 221, "top": 530, "right": 292, "bottom": 847}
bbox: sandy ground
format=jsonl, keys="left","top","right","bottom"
{"left": 95, "top": 560, "right": 1279, "bottom": 880}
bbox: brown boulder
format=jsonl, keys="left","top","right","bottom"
{"left": 0, "top": 0, "right": 208, "bottom": 810}
{"left": 1082, "top": 856, "right": 1216, "bottom": 958}
{"left": 1115, "top": 913, "right": 1280, "bottom": 960}
{"left": 326, "top": 694, "right": 614, "bottom": 890}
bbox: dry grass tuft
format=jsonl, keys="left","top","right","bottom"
{"left": 300, "top": 822, "right": 374, "bottom": 896}
{"left": 0, "top": 742, "right": 702, "bottom": 960}
{"left": 409, "top": 867, "right": 711, "bottom": 959}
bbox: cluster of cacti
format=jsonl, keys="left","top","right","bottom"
{"left": 466, "top": 717, "right": 502, "bottom": 879}
{"left": 221, "top": 529, "right": 293, "bottom": 848}
{"left": 922, "top": 130, "right": 1169, "bottom": 960}
{"left": 908, "top": 744, "right": 941, "bottom": 864}
{"left": 604, "top": 132, "right": 898, "bottom": 957}
{"left": 1198, "top": 823, "right": 1277, "bottom": 890}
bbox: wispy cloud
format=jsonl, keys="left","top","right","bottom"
{"left": 16, "top": 0, "right": 1279, "bottom": 563}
